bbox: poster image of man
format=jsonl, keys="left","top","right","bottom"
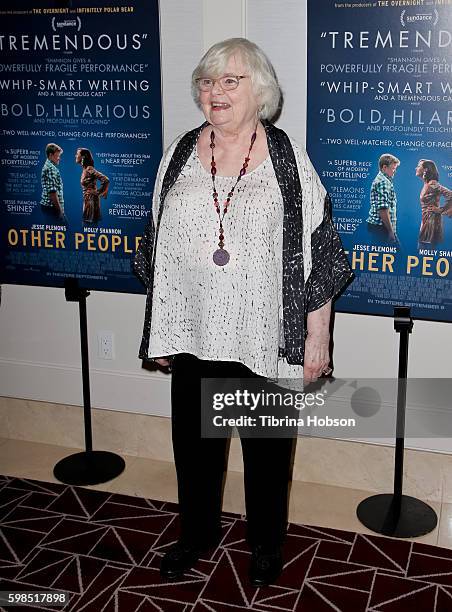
{"left": 40, "top": 143, "right": 66, "bottom": 224}
{"left": 366, "top": 154, "right": 400, "bottom": 246}
{"left": 75, "top": 148, "right": 110, "bottom": 224}
{"left": 416, "top": 159, "right": 452, "bottom": 249}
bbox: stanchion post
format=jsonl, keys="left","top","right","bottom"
{"left": 66, "top": 280, "right": 93, "bottom": 453}
{"left": 393, "top": 307, "right": 412, "bottom": 512}
{"left": 356, "top": 306, "right": 437, "bottom": 538}
{"left": 53, "top": 278, "right": 125, "bottom": 486}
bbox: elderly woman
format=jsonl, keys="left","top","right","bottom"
{"left": 134, "top": 38, "right": 352, "bottom": 586}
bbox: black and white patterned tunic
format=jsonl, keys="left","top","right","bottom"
{"left": 148, "top": 145, "right": 306, "bottom": 378}
{"left": 134, "top": 122, "right": 353, "bottom": 373}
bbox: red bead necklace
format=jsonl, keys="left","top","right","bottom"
{"left": 210, "top": 127, "right": 257, "bottom": 266}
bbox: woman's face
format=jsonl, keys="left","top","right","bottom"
{"left": 415, "top": 161, "right": 424, "bottom": 178}
{"left": 75, "top": 150, "right": 82, "bottom": 164}
{"left": 198, "top": 53, "right": 260, "bottom": 132}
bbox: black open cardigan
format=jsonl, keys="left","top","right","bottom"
{"left": 134, "top": 121, "right": 353, "bottom": 365}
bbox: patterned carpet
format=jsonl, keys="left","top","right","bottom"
{"left": 0, "top": 474, "right": 451, "bottom": 611}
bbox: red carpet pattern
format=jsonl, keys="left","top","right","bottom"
{"left": 0, "top": 475, "right": 451, "bottom": 611}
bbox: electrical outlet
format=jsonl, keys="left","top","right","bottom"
{"left": 98, "top": 331, "right": 114, "bottom": 360}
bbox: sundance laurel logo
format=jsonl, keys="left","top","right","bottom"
{"left": 51, "top": 17, "right": 81, "bottom": 32}
{"left": 400, "top": 8, "right": 439, "bottom": 27}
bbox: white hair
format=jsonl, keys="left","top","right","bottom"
{"left": 191, "top": 38, "right": 282, "bottom": 121}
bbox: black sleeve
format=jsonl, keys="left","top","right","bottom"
{"left": 306, "top": 194, "right": 354, "bottom": 312}
{"left": 133, "top": 216, "right": 155, "bottom": 289}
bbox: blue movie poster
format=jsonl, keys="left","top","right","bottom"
{"left": 307, "top": 0, "right": 452, "bottom": 321}
{"left": 0, "top": 0, "right": 162, "bottom": 293}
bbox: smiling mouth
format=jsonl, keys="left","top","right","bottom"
{"left": 211, "top": 102, "right": 231, "bottom": 110}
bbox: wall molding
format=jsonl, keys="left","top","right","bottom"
{"left": 1, "top": 357, "right": 450, "bottom": 453}
{"left": 1, "top": 396, "right": 451, "bottom": 502}
{"left": 0, "top": 358, "right": 171, "bottom": 416}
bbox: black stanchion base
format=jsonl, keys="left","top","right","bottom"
{"left": 53, "top": 451, "right": 126, "bottom": 486}
{"left": 357, "top": 493, "right": 437, "bottom": 538}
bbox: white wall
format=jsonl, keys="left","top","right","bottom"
{"left": 1, "top": 0, "right": 450, "bottom": 452}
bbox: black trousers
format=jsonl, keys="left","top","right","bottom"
{"left": 171, "top": 353, "right": 296, "bottom": 549}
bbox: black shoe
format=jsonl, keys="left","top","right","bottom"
{"left": 249, "top": 545, "right": 283, "bottom": 587}
{"left": 160, "top": 541, "right": 200, "bottom": 579}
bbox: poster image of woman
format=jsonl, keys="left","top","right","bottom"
{"left": 416, "top": 159, "right": 452, "bottom": 248}
{"left": 75, "top": 148, "right": 110, "bottom": 223}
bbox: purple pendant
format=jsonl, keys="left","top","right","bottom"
{"left": 213, "top": 248, "right": 230, "bottom": 266}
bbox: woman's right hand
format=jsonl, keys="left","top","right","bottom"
{"left": 154, "top": 357, "right": 171, "bottom": 368}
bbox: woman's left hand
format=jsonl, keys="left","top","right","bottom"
{"left": 304, "top": 301, "right": 332, "bottom": 384}
{"left": 303, "top": 333, "right": 330, "bottom": 384}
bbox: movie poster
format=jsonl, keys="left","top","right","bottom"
{"left": 307, "top": 0, "right": 452, "bottom": 321}
{"left": 0, "top": 0, "right": 162, "bottom": 293}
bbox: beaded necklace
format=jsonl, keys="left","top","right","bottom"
{"left": 210, "top": 127, "right": 257, "bottom": 266}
